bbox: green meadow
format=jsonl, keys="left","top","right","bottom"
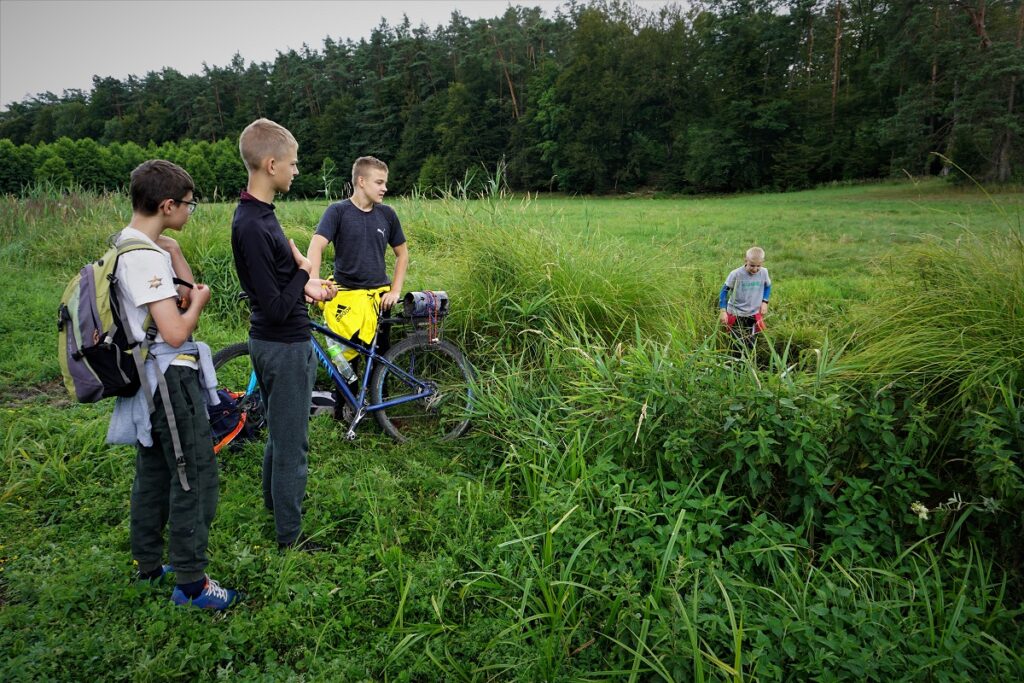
{"left": 1, "top": 180, "right": 1022, "bottom": 681}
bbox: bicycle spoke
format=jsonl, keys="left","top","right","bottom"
{"left": 372, "top": 335, "right": 473, "bottom": 442}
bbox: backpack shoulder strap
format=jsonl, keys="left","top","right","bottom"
{"left": 112, "top": 237, "right": 162, "bottom": 335}
{"left": 115, "top": 238, "right": 159, "bottom": 256}
{"left": 110, "top": 236, "right": 159, "bottom": 407}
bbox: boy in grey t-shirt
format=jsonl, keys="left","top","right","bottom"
{"left": 718, "top": 246, "right": 771, "bottom": 347}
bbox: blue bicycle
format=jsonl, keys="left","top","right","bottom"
{"left": 212, "top": 291, "right": 473, "bottom": 443}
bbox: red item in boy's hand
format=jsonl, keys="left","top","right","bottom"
{"left": 754, "top": 312, "right": 766, "bottom": 332}
{"left": 725, "top": 313, "right": 737, "bottom": 329}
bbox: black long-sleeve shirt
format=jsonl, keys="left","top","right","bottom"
{"left": 231, "top": 193, "right": 310, "bottom": 343}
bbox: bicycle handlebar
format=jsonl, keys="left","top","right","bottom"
{"left": 233, "top": 291, "right": 427, "bottom": 328}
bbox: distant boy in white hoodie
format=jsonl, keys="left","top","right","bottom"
{"left": 719, "top": 246, "right": 771, "bottom": 348}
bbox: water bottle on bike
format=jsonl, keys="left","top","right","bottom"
{"left": 325, "top": 337, "right": 357, "bottom": 382}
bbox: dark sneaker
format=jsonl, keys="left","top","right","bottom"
{"left": 278, "top": 534, "right": 327, "bottom": 553}
{"left": 170, "top": 576, "right": 238, "bottom": 610}
{"left": 134, "top": 564, "right": 173, "bottom": 584}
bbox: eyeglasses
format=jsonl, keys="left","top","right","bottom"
{"left": 174, "top": 198, "right": 199, "bottom": 214}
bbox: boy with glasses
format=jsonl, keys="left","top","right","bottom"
{"left": 106, "top": 159, "right": 237, "bottom": 609}
{"left": 175, "top": 198, "right": 199, "bottom": 214}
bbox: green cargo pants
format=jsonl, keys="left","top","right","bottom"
{"left": 130, "top": 365, "right": 219, "bottom": 585}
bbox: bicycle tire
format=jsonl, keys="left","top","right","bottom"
{"left": 370, "top": 333, "right": 473, "bottom": 443}
{"left": 211, "top": 342, "right": 267, "bottom": 435}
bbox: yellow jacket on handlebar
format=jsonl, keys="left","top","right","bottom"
{"left": 321, "top": 285, "right": 391, "bottom": 360}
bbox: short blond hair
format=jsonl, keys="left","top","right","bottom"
{"left": 746, "top": 246, "right": 765, "bottom": 263}
{"left": 352, "top": 156, "right": 388, "bottom": 186}
{"left": 239, "top": 118, "right": 297, "bottom": 172}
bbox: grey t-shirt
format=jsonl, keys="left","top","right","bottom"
{"left": 314, "top": 199, "right": 406, "bottom": 289}
{"left": 724, "top": 266, "right": 771, "bottom": 316}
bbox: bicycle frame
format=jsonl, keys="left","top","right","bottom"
{"left": 241, "top": 316, "right": 440, "bottom": 440}
{"left": 314, "top": 318, "right": 435, "bottom": 405}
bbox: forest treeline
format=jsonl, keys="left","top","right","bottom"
{"left": 1, "top": 0, "right": 1021, "bottom": 197}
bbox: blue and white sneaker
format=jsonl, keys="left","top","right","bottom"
{"left": 170, "top": 576, "right": 238, "bottom": 610}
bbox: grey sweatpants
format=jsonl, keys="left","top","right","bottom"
{"left": 249, "top": 337, "right": 316, "bottom": 545}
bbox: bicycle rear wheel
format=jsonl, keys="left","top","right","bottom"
{"left": 211, "top": 342, "right": 266, "bottom": 434}
{"left": 370, "top": 333, "right": 473, "bottom": 442}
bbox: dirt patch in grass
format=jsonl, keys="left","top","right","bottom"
{"left": 0, "top": 379, "right": 71, "bottom": 409}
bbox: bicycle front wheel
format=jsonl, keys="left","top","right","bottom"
{"left": 211, "top": 342, "right": 266, "bottom": 434}
{"left": 370, "top": 333, "right": 473, "bottom": 442}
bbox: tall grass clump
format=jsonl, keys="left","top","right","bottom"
{"left": 845, "top": 230, "right": 1024, "bottom": 406}
{"left": 415, "top": 199, "right": 703, "bottom": 358}
{"left": 0, "top": 186, "right": 129, "bottom": 273}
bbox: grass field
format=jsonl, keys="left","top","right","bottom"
{"left": 1, "top": 179, "right": 1022, "bottom": 681}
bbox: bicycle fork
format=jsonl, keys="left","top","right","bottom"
{"left": 345, "top": 405, "right": 366, "bottom": 441}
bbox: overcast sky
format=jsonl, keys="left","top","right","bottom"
{"left": 0, "top": 0, "right": 677, "bottom": 111}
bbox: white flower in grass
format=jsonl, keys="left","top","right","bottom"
{"left": 911, "top": 501, "right": 929, "bottom": 520}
